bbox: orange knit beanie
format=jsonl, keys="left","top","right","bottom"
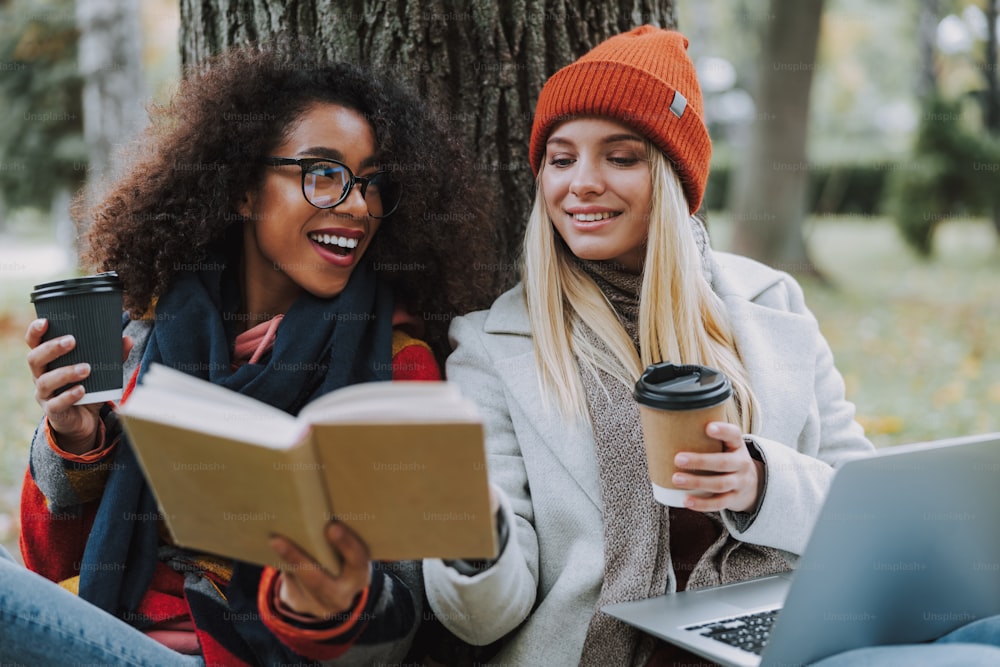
{"left": 529, "top": 25, "right": 711, "bottom": 214}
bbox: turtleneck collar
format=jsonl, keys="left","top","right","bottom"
{"left": 577, "top": 215, "right": 713, "bottom": 345}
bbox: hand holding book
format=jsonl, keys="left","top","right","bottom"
{"left": 118, "top": 364, "right": 497, "bottom": 574}
{"left": 270, "top": 523, "right": 372, "bottom": 619}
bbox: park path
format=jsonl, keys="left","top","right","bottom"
{"left": 0, "top": 234, "right": 72, "bottom": 281}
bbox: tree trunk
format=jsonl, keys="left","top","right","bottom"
{"left": 917, "top": 0, "right": 940, "bottom": 100}
{"left": 179, "top": 0, "right": 677, "bottom": 270}
{"left": 75, "top": 0, "right": 147, "bottom": 240}
{"left": 986, "top": 0, "right": 1000, "bottom": 132}
{"left": 728, "top": 0, "right": 824, "bottom": 277}
{"left": 985, "top": 0, "right": 1000, "bottom": 238}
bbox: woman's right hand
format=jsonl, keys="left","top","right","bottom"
{"left": 25, "top": 318, "right": 116, "bottom": 455}
{"left": 269, "top": 522, "right": 373, "bottom": 620}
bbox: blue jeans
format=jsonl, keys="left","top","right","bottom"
{"left": 811, "top": 614, "right": 1000, "bottom": 666}
{"left": 0, "top": 545, "right": 204, "bottom": 666}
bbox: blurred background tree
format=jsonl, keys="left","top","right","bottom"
{"left": 0, "top": 0, "right": 177, "bottom": 237}
{"left": 74, "top": 0, "right": 146, "bottom": 214}
{"left": 727, "top": 0, "right": 826, "bottom": 276}
{"left": 887, "top": 0, "right": 1000, "bottom": 255}
{"left": 4, "top": 0, "right": 999, "bottom": 261}
{"left": 683, "top": 0, "right": 1000, "bottom": 259}
{"left": 0, "top": 0, "right": 85, "bottom": 240}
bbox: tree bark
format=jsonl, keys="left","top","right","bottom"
{"left": 728, "top": 0, "right": 824, "bottom": 277}
{"left": 178, "top": 0, "right": 677, "bottom": 269}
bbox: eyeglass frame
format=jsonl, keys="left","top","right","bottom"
{"left": 261, "top": 156, "right": 400, "bottom": 218}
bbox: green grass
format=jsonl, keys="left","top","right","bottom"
{"left": 0, "top": 216, "right": 997, "bottom": 555}
{"left": 710, "top": 214, "right": 1000, "bottom": 447}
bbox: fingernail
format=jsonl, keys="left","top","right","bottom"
{"left": 707, "top": 423, "right": 721, "bottom": 436}
{"left": 76, "top": 363, "right": 90, "bottom": 376}
{"left": 32, "top": 319, "right": 45, "bottom": 330}
{"left": 673, "top": 473, "right": 686, "bottom": 485}
{"left": 60, "top": 336, "right": 75, "bottom": 348}
{"left": 675, "top": 455, "right": 689, "bottom": 466}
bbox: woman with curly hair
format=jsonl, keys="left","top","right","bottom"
{"left": 4, "top": 43, "right": 499, "bottom": 666}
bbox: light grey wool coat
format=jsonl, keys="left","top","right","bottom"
{"left": 423, "top": 251, "right": 876, "bottom": 666}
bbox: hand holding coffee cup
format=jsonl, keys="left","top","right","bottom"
{"left": 634, "top": 362, "right": 763, "bottom": 512}
{"left": 27, "top": 273, "right": 128, "bottom": 454}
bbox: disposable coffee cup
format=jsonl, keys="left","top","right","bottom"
{"left": 31, "top": 272, "right": 124, "bottom": 405}
{"left": 634, "top": 362, "right": 733, "bottom": 507}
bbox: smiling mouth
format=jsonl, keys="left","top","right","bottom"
{"left": 570, "top": 211, "right": 621, "bottom": 222}
{"left": 308, "top": 231, "right": 361, "bottom": 256}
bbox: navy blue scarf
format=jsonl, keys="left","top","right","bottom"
{"left": 76, "top": 249, "right": 393, "bottom": 661}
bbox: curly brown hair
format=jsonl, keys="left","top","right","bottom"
{"left": 80, "top": 43, "right": 502, "bottom": 364}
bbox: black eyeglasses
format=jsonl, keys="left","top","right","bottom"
{"left": 262, "top": 157, "right": 401, "bottom": 218}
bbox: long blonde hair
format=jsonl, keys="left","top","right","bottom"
{"left": 522, "top": 145, "right": 756, "bottom": 431}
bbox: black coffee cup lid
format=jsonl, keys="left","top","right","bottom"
{"left": 31, "top": 272, "right": 121, "bottom": 302}
{"left": 633, "top": 362, "right": 732, "bottom": 410}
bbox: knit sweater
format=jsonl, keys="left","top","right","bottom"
{"left": 20, "top": 316, "right": 439, "bottom": 666}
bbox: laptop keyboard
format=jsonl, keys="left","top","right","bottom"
{"left": 684, "top": 608, "right": 780, "bottom": 656}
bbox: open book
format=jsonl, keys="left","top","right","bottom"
{"left": 118, "top": 363, "right": 496, "bottom": 574}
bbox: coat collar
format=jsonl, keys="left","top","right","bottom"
{"left": 709, "top": 251, "right": 788, "bottom": 302}
{"left": 483, "top": 284, "right": 531, "bottom": 335}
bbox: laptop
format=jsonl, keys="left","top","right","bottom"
{"left": 603, "top": 432, "right": 1000, "bottom": 667}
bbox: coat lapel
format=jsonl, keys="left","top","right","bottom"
{"left": 485, "top": 289, "right": 604, "bottom": 510}
{"left": 721, "top": 292, "right": 817, "bottom": 446}
{"left": 711, "top": 251, "right": 819, "bottom": 445}
{"left": 493, "top": 353, "right": 604, "bottom": 509}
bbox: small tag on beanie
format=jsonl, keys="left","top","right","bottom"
{"left": 669, "top": 91, "right": 687, "bottom": 118}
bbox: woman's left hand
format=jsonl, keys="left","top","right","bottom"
{"left": 671, "top": 421, "right": 764, "bottom": 513}
{"left": 269, "top": 522, "right": 372, "bottom": 619}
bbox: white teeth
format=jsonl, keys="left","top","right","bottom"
{"left": 572, "top": 211, "right": 618, "bottom": 222}
{"left": 309, "top": 232, "right": 359, "bottom": 249}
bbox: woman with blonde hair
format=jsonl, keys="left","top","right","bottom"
{"left": 423, "top": 25, "right": 1000, "bottom": 666}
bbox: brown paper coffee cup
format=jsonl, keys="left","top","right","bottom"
{"left": 634, "top": 363, "right": 733, "bottom": 507}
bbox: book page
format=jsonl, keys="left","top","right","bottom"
{"left": 298, "top": 381, "right": 481, "bottom": 424}
{"left": 310, "top": 421, "right": 497, "bottom": 561}
{"left": 124, "top": 419, "right": 337, "bottom": 572}
{"left": 120, "top": 364, "right": 304, "bottom": 449}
